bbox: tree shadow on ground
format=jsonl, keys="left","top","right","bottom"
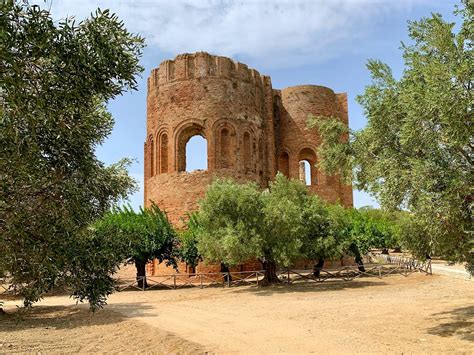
{"left": 427, "top": 305, "right": 474, "bottom": 342}
{"left": 0, "top": 305, "right": 132, "bottom": 331}
{"left": 230, "top": 279, "right": 388, "bottom": 296}
{"left": 108, "top": 302, "right": 157, "bottom": 318}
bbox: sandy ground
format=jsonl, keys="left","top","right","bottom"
{"left": 0, "top": 305, "right": 204, "bottom": 353}
{"left": 2, "top": 273, "right": 473, "bottom": 353}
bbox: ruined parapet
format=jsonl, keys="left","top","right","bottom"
{"left": 145, "top": 52, "right": 273, "bottom": 224}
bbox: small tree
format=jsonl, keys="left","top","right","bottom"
{"left": 196, "top": 179, "right": 264, "bottom": 272}
{"left": 178, "top": 213, "right": 202, "bottom": 273}
{"left": 195, "top": 174, "right": 312, "bottom": 283}
{"left": 94, "top": 204, "right": 177, "bottom": 288}
{"left": 300, "top": 196, "right": 339, "bottom": 276}
{"left": 260, "top": 173, "right": 308, "bottom": 282}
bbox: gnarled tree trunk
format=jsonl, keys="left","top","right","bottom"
{"left": 220, "top": 263, "right": 232, "bottom": 283}
{"left": 262, "top": 260, "right": 280, "bottom": 284}
{"left": 355, "top": 255, "right": 366, "bottom": 272}
{"left": 349, "top": 244, "right": 366, "bottom": 273}
{"left": 135, "top": 259, "right": 148, "bottom": 289}
{"left": 313, "top": 258, "right": 325, "bottom": 278}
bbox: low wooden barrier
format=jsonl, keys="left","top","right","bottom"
{"left": 0, "top": 256, "right": 432, "bottom": 295}
{"left": 368, "top": 252, "right": 432, "bottom": 275}
{"left": 116, "top": 270, "right": 265, "bottom": 291}
{"left": 115, "top": 258, "right": 432, "bottom": 291}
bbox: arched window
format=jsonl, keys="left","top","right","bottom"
{"left": 159, "top": 133, "right": 168, "bottom": 173}
{"left": 177, "top": 124, "right": 207, "bottom": 172}
{"left": 278, "top": 151, "right": 290, "bottom": 177}
{"left": 258, "top": 138, "right": 264, "bottom": 176}
{"left": 185, "top": 136, "right": 208, "bottom": 172}
{"left": 298, "top": 148, "right": 317, "bottom": 185}
{"left": 243, "top": 132, "right": 251, "bottom": 171}
{"left": 220, "top": 128, "right": 230, "bottom": 168}
{"left": 299, "top": 160, "right": 311, "bottom": 185}
{"left": 149, "top": 137, "right": 155, "bottom": 177}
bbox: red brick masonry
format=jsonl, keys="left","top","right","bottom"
{"left": 144, "top": 52, "right": 353, "bottom": 274}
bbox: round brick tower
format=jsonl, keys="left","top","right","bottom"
{"left": 144, "top": 52, "right": 353, "bottom": 274}
{"left": 144, "top": 52, "right": 277, "bottom": 225}
{"left": 274, "top": 85, "right": 353, "bottom": 207}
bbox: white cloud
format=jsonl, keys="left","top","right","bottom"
{"left": 38, "top": 0, "right": 427, "bottom": 66}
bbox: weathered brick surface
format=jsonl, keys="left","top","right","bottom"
{"left": 144, "top": 52, "right": 353, "bottom": 275}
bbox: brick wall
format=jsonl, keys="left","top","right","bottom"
{"left": 144, "top": 52, "right": 353, "bottom": 275}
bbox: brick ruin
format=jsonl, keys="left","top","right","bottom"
{"left": 144, "top": 52, "right": 353, "bottom": 274}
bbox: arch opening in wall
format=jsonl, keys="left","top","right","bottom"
{"left": 299, "top": 160, "right": 312, "bottom": 185}
{"left": 298, "top": 148, "right": 317, "bottom": 185}
{"left": 243, "top": 131, "right": 251, "bottom": 171}
{"left": 159, "top": 133, "right": 168, "bottom": 173}
{"left": 278, "top": 151, "right": 290, "bottom": 177}
{"left": 177, "top": 123, "right": 208, "bottom": 172}
{"left": 149, "top": 136, "right": 155, "bottom": 178}
{"left": 214, "top": 121, "right": 237, "bottom": 170}
{"left": 220, "top": 128, "right": 231, "bottom": 168}
{"left": 185, "top": 135, "right": 207, "bottom": 172}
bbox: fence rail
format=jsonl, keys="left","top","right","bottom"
{"left": 0, "top": 256, "right": 432, "bottom": 295}
{"left": 115, "top": 259, "right": 432, "bottom": 291}
{"left": 368, "top": 252, "right": 432, "bottom": 275}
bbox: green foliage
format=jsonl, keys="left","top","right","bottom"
{"left": 196, "top": 179, "right": 264, "bottom": 267}
{"left": 300, "top": 196, "right": 340, "bottom": 261}
{"left": 178, "top": 213, "right": 202, "bottom": 269}
{"left": 262, "top": 173, "right": 308, "bottom": 267}
{"left": 196, "top": 174, "right": 340, "bottom": 271}
{"left": 348, "top": 208, "right": 400, "bottom": 255}
{"left": 94, "top": 204, "right": 177, "bottom": 268}
{"left": 193, "top": 174, "right": 423, "bottom": 279}
{"left": 0, "top": 2, "right": 144, "bottom": 309}
{"left": 393, "top": 214, "right": 430, "bottom": 260}
{"left": 308, "top": 1, "right": 473, "bottom": 272}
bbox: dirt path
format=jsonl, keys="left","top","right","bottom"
{"left": 2, "top": 273, "right": 473, "bottom": 353}
{"left": 0, "top": 305, "right": 204, "bottom": 353}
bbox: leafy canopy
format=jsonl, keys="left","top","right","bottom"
{"left": 308, "top": 1, "right": 473, "bottom": 271}
{"left": 0, "top": 2, "right": 144, "bottom": 309}
{"left": 196, "top": 174, "right": 341, "bottom": 269}
{"left": 94, "top": 204, "right": 178, "bottom": 268}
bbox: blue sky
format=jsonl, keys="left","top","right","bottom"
{"left": 42, "top": 0, "right": 458, "bottom": 210}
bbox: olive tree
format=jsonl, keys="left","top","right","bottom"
{"left": 195, "top": 174, "right": 314, "bottom": 283}
{"left": 0, "top": 2, "right": 144, "bottom": 310}
{"left": 308, "top": 1, "right": 473, "bottom": 273}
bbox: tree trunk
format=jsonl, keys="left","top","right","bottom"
{"left": 262, "top": 260, "right": 280, "bottom": 284}
{"left": 220, "top": 263, "right": 232, "bottom": 283}
{"left": 349, "top": 243, "right": 366, "bottom": 273}
{"left": 355, "top": 255, "right": 366, "bottom": 273}
{"left": 135, "top": 259, "right": 148, "bottom": 289}
{"left": 313, "top": 258, "right": 325, "bottom": 278}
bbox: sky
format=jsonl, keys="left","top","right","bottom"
{"left": 39, "top": 0, "right": 458, "bottom": 210}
